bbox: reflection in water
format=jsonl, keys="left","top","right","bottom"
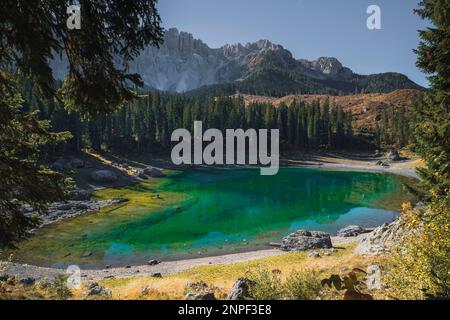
{"left": 9, "top": 168, "right": 414, "bottom": 268}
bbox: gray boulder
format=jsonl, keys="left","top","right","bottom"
{"left": 365, "top": 265, "right": 383, "bottom": 290}
{"left": 70, "top": 189, "right": 92, "bottom": 201}
{"left": 280, "top": 230, "right": 332, "bottom": 252}
{"left": 185, "top": 281, "right": 208, "bottom": 292}
{"left": 147, "top": 259, "right": 160, "bottom": 266}
{"left": 337, "top": 225, "right": 366, "bottom": 237}
{"left": 227, "top": 277, "right": 255, "bottom": 300}
{"left": 19, "top": 277, "right": 36, "bottom": 286}
{"left": 56, "top": 203, "right": 73, "bottom": 211}
{"left": 308, "top": 251, "right": 321, "bottom": 258}
{"left": 90, "top": 170, "right": 118, "bottom": 183}
{"left": 185, "top": 292, "right": 216, "bottom": 300}
{"left": 356, "top": 219, "right": 407, "bottom": 255}
{"left": 142, "top": 166, "right": 166, "bottom": 178}
{"left": 386, "top": 150, "right": 400, "bottom": 161}
{"left": 86, "top": 282, "right": 112, "bottom": 298}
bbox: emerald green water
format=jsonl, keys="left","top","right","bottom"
{"left": 11, "top": 168, "right": 415, "bottom": 268}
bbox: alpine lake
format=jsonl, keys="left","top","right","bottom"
{"left": 8, "top": 167, "right": 417, "bottom": 268}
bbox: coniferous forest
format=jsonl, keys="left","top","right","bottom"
{"left": 25, "top": 84, "right": 356, "bottom": 155}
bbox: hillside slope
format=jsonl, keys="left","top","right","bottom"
{"left": 236, "top": 89, "right": 422, "bottom": 130}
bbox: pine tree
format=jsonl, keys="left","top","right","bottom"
{"left": 0, "top": 76, "right": 71, "bottom": 248}
{"left": 0, "top": 0, "right": 163, "bottom": 247}
{"left": 387, "top": 0, "right": 450, "bottom": 299}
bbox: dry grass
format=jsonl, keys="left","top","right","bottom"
{"left": 87, "top": 244, "right": 390, "bottom": 300}
{"left": 1, "top": 245, "right": 392, "bottom": 300}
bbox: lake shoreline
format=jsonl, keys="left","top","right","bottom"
{"left": 2, "top": 233, "right": 368, "bottom": 282}
{"left": 1, "top": 151, "right": 420, "bottom": 282}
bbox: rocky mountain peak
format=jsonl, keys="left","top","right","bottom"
{"left": 314, "top": 57, "right": 344, "bottom": 75}
{"left": 50, "top": 28, "right": 421, "bottom": 94}
{"left": 245, "top": 39, "right": 281, "bottom": 51}
{"left": 298, "top": 57, "right": 354, "bottom": 80}
{"left": 161, "top": 28, "right": 211, "bottom": 57}
{"left": 222, "top": 43, "right": 249, "bottom": 59}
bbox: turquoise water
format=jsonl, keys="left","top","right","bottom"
{"left": 11, "top": 168, "right": 414, "bottom": 268}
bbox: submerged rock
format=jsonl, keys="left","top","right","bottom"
{"left": 280, "top": 230, "right": 332, "bottom": 251}
{"left": 142, "top": 166, "right": 166, "bottom": 178}
{"left": 81, "top": 251, "right": 92, "bottom": 258}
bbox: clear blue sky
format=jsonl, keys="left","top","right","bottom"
{"left": 157, "top": 0, "right": 431, "bottom": 87}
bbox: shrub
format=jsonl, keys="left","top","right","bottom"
{"left": 51, "top": 275, "right": 72, "bottom": 300}
{"left": 246, "top": 269, "right": 284, "bottom": 300}
{"left": 385, "top": 201, "right": 450, "bottom": 299}
{"left": 245, "top": 268, "right": 321, "bottom": 300}
{"left": 284, "top": 270, "right": 322, "bottom": 300}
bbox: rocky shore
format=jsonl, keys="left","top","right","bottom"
{"left": 24, "top": 197, "right": 129, "bottom": 228}
{"left": 23, "top": 154, "right": 168, "bottom": 229}
{"left": 1, "top": 222, "right": 400, "bottom": 284}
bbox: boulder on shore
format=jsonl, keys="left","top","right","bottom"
{"left": 147, "top": 259, "right": 160, "bottom": 266}
{"left": 280, "top": 230, "right": 332, "bottom": 252}
{"left": 86, "top": 282, "right": 112, "bottom": 298}
{"left": 142, "top": 166, "right": 166, "bottom": 178}
{"left": 337, "top": 225, "right": 367, "bottom": 237}
{"left": 69, "top": 189, "right": 92, "bottom": 201}
{"left": 386, "top": 150, "right": 401, "bottom": 161}
{"left": 185, "top": 292, "right": 216, "bottom": 300}
{"left": 90, "top": 170, "right": 118, "bottom": 183}
{"left": 356, "top": 219, "right": 406, "bottom": 255}
{"left": 227, "top": 277, "right": 255, "bottom": 300}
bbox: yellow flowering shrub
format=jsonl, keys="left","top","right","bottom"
{"left": 386, "top": 193, "right": 450, "bottom": 299}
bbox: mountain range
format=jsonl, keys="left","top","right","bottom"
{"left": 51, "top": 28, "right": 424, "bottom": 96}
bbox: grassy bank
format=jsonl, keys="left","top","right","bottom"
{"left": 61, "top": 243, "right": 389, "bottom": 300}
